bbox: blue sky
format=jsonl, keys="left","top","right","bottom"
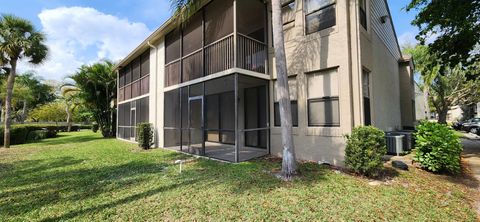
{"left": 0, "top": 0, "right": 419, "bottom": 81}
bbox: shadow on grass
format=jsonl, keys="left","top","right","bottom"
{"left": 31, "top": 134, "right": 103, "bottom": 146}
{"left": 0, "top": 157, "right": 170, "bottom": 218}
{"left": 1, "top": 144, "right": 331, "bottom": 221}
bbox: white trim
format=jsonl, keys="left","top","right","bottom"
{"left": 117, "top": 137, "right": 138, "bottom": 144}
{"left": 118, "top": 93, "right": 150, "bottom": 105}
{"left": 163, "top": 68, "right": 271, "bottom": 92}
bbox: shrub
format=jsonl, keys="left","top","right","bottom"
{"left": 27, "top": 130, "right": 47, "bottom": 142}
{"left": 345, "top": 126, "right": 387, "bottom": 177}
{"left": 136, "top": 123, "right": 154, "bottom": 150}
{"left": 92, "top": 123, "right": 99, "bottom": 133}
{"left": 414, "top": 121, "right": 462, "bottom": 174}
{"left": 0, "top": 124, "right": 58, "bottom": 146}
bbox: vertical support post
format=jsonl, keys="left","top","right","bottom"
{"left": 233, "top": 0, "right": 237, "bottom": 68}
{"left": 180, "top": 88, "right": 183, "bottom": 152}
{"left": 116, "top": 70, "right": 119, "bottom": 138}
{"left": 234, "top": 73, "right": 239, "bottom": 163}
{"left": 202, "top": 10, "right": 205, "bottom": 77}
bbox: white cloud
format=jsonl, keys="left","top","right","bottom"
{"left": 398, "top": 32, "right": 418, "bottom": 48}
{"left": 20, "top": 7, "right": 151, "bottom": 81}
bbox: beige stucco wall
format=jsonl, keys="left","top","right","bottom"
{"left": 360, "top": 31, "right": 402, "bottom": 131}
{"left": 267, "top": 0, "right": 364, "bottom": 165}
{"left": 149, "top": 38, "right": 165, "bottom": 148}
{"left": 398, "top": 60, "right": 415, "bottom": 127}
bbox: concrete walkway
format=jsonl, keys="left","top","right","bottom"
{"left": 462, "top": 133, "right": 480, "bottom": 180}
{"left": 461, "top": 133, "right": 480, "bottom": 215}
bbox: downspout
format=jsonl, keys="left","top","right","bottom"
{"left": 147, "top": 40, "right": 159, "bottom": 147}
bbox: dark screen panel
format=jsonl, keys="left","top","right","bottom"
{"left": 141, "top": 51, "right": 150, "bottom": 77}
{"left": 182, "top": 51, "right": 203, "bottom": 82}
{"left": 125, "top": 65, "right": 132, "bottom": 84}
{"left": 165, "top": 29, "right": 181, "bottom": 64}
{"left": 182, "top": 13, "right": 203, "bottom": 55}
{"left": 132, "top": 58, "right": 141, "bottom": 81}
{"left": 237, "top": 0, "right": 265, "bottom": 42}
{"left": 204, "top": 0, "right": 233, "bottom": 44}
{"left": 165, "top": 61, "right": 181, "bottom": 87}
{"left": 164, "top": 89, "right": 181, "bottom": 128}
{"left": 141, "top": 75, "right": 149, "bottom": 95}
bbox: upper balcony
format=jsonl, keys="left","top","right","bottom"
{"left": 164, "top": 0, "right": 267, "bottom": 88}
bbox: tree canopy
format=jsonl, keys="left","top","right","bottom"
{"left": 407, "top": 0, "right": 480, "bottom": 76}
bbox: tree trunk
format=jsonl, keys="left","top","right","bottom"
{"left": 20, "top": 100, "right": 27, "bottom": 123}
{"left": 0, "top": 103, "right": 3, "bottom": 123}
{"left": 272, "top": 0, "right": 297, "bottom": 179}
{"left": 423, "top": 89, "right": 430, "bottom": 119}
{"left": 4, "top": 60, "right": 17, "bottom": 148}
{"left": 65, "top": 105, "right": 72, "bottom": 132}
{"left": 437, "top": 108, "right": 448, "bottom": 124}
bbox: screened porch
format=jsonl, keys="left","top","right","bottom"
{"left": 164, "top": 0, "right": 268, "bottom": 88}
{"left": 164, "top": 74, "right": 269, "bottom": 162}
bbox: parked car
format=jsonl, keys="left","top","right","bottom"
{"left": 461, "top": 118, "right": 480, "bottom": 134}
{"left": 452, "top": 120, "right": 464, "bottom": 130}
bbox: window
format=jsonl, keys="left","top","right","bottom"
{"left": 282, "top": 0, "right": 296, "bottom": 25}
{"left": 304, "top": 0, "right": 336, "bottom": 35}
{"left": 362, "top": 70, "right": 371, "bottom": 125}
{"left": 307, "top": 68, "right": 340, "bottom": 126}
{"left": 274, "top": 77, "right": 298, "bottom": 127}
{"left": 359, "top": 0, "right": 367, "bottom": 30}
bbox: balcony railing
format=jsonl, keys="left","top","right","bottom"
{"left": 237, "top": 34, "right": 266, "bottom": 74}
{"left": 205, "top": 35, "right": 234, "bottom": 75}
{"left": 165, "top": 33, "right": 267, "bottom": 87}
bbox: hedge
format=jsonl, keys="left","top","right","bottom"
{"left": 0, "top": 124, "right": 92, "bottom": 146}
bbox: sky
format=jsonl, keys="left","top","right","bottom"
{"left": 0, "top": 0, "right": 420, "bottom": 81}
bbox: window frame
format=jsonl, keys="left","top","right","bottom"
{"left": 359, "top": 0, "right": 367, "bottom": 30}
{"left": 282, "top": 0, "right": 296, "bottom": 26}
{"left": 274, "top": 101, "right": 299, "bottom": 127}
{"left": 273, "top": 77, "right": 298, "bottom": 127}
{"left": 307, "top": 96, "right": 340, "bottom": 127}
{"left": 304, "top": 0, "right": 337, "bottom": 35}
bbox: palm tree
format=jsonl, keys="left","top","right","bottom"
{"left": 60, "top": 86, "right": 81, "bottom": 132}
{"left": 67, "top": 60, "right": 117, "bottom": 137}
{"left": 169, "top": 0, "right": 297, "bottom": 179}
{"left": 0, "top": 15, "right": 48, "bottom": 148}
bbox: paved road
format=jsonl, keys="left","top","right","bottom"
{"left": 461, "top": 133, "right": 480, "bottom": 215}
{"left": 462, "top": 133, "right": 480, "bottom": 181}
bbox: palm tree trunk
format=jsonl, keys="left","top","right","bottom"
{"left": 20, "top": 100, "right": 27, "bottom": 123}
{"left": 423, "top": 89, "right": 430, "bottom": 119}
{"left": 65, "top": 105, "right": 72, "bottom": 132}
{"left": 4, "top": 60, "right": 17, "bottom": 148}
{"left": 272, "top": 0, "right": 297, "bottom": 179}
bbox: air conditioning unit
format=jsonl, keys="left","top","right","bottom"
{"left": 395, "top": 130, "right": 415, "bottom": 151}
{"left": 385, "top": 133, "right": 404, "bottom": 156}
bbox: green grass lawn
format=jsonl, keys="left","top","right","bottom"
{"left": 0, "top": 131, "right": 477, "bottom": 221}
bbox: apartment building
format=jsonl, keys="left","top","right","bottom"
{"left": 115, "top": 0, "right": 415, "bottom": 164}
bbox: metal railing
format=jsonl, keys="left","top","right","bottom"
{"left": 205, "top": 34, "right": 234, "bottom": 75}
{"left": 164, "top": 33, "right": 267, "bottom": 87}
{"left": 237, "top": 34, "right": 266, "bottom": 74}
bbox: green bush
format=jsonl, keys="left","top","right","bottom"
{"left": 414, "top": 121, "right": 462, "bottom": 174}
{"left": 136, "top": 123, "right": 154, "bottom": 150}
{"left": 92, "top": 123, "right": 99, "bottom": 133}
{"left": 0, "top": 124, "right": 58, "bottom": 146}
{"left": 27, "top": 130, "right": 48, "bottom": 142}
{"left": 345, "top": 126, "right": 387, "bottom": 177}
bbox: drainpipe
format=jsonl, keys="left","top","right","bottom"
{"left": 147, "top": 40, "right": 159, "bottom": 147}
